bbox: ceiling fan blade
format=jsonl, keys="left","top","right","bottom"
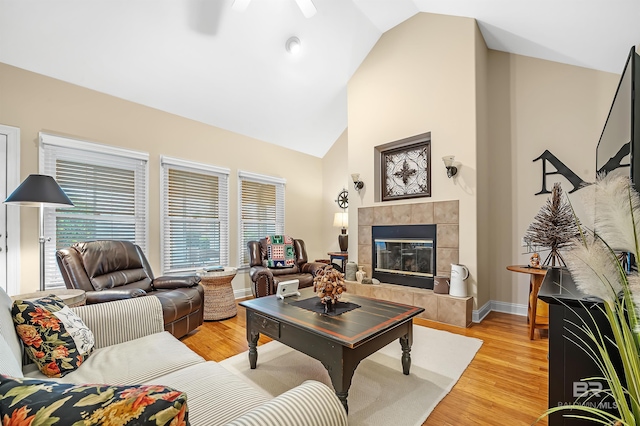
{"left": 294, "top": 0, "right": 316, "bottom": 18}
{"left": 232, "top": 0, "right": 251, "bottom": 12}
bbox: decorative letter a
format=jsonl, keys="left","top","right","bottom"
{"left": 533, "top": 150, "right": 586, "bottom": 195}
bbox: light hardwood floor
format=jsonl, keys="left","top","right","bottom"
{"left": 181, "top": 300, "right": 550, "bottom": 426}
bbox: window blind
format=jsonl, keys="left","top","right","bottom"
{"left": 40, "top": 134, "right": 148, "bottom": 289}
{"left": 160, "top": 157, "right": 229, "bottom": 274}
{"left": 238, "top": 171, "right": 285, "bottom": 268}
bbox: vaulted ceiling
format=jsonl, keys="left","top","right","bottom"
{"left": 1, "top": 0, "right": 639, "bottom": 157}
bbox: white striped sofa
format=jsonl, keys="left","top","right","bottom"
{"left": 0, "top": 289, "right": 348, "bottom": 425}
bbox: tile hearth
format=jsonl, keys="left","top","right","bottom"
{"left": 345, "top": 281, "right": 472, "bottom": 328}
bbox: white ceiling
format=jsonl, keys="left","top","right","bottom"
{"left": 1, "top": 0, "right": 639, "bottom": 158}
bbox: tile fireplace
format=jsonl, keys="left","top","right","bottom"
{"left": 356, "top": 201, "right": 467, "bottom": 326}
{"left": 372, "top": 224, "right": 436, "bottom": 289}
{"left": 357, "top": 200, "right": 459, "bottom": 280}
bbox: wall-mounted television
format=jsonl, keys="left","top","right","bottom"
{"left": 596, "top": 46, "right": 640, "bottom": 192}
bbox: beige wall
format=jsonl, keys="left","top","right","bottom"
{"left": 321, "top": 129, "right": 348, "bottom": 255}
{"left": 0, "top": 62, "right": 324, "bottom": 295}
{"left": 346, "top": 12, "right": 620, "bottom": 314}
{"left": 488, "top": 52, "right": 619, "bottom": 310}
{"left": 474, "top": 22, "right": 491, "bottom": 309}
{"left": 487, "top": 50, "right": 516, "bottom": 311}
{"left": 347, "top": 13, "right": 481, "bottom": 305}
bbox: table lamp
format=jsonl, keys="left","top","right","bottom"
{"left": 333, "top": 212, "right": 348, "bottom": 252}
{"left": 4, "top": 174, "right": 74, "bottom": 291}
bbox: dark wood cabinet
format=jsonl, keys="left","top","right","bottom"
{"left": 538, "top": 268, "right": 620, "bottom": 425}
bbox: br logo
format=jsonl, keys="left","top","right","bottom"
{"left": 534, "top": 143, "right": 629, "bottom": 195}
{"left": 573, "top": 381, "right": 604, "bottom": 398}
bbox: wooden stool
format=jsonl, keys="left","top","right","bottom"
{"left": 200, "top": 267, "right": 238, "bottom": 321}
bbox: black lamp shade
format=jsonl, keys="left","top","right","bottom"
{"left": 4, "top": 174, "right": 74, "bottom": 207}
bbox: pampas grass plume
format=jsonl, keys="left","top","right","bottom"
{"left": 588, "top": 173, "right": 640, "bottom": 256}
{"left": 564, "top": 235, "right": 622, "bottom": 304}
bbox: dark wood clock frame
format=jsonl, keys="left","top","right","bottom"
{"left": 376, "top": 132, "right": 431, "bottom": 202}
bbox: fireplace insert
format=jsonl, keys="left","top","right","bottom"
{"left": 372, "top": 224, "right": 436, "bottom": 289}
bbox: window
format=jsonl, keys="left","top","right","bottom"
{"left": 160, "top": 156, "right": 229, "bottom": 274}
{"left": 238, "top": 171, "right": 285, "bottom": 268}
{"left": 40, "top": 133, "right": 149, "bottom": 288}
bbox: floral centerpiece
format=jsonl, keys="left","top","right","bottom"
{"left": 538, "top": 174, "right": 640, "bottom": 425}
{"left": 313, "top": 266, "right": 347, "bottom": 313}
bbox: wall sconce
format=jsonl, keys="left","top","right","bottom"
{"left": 351, "top": 173, "right": 364, "bottom": 191}
{"left": 442, "top": 156, "right": 458, "bottom": 178}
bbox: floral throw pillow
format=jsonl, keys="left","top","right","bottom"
{"left": 0, "top": 375, "right": 189, "bottom": 426}
{"left": 11, "top": 295, "right": 95, "bottom": 377}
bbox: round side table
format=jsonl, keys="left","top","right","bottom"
{"left": 506, "top": 265, "right": 549, "bottom": 339}
{"left": 199, "top": 267, "right": 238, "bottom": 321}
{"left": 11, "top": 289, "right": 87, "bottom": 307}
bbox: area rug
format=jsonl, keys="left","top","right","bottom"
{"left": 220, "top": 325, "right": 483, "bottom": 425}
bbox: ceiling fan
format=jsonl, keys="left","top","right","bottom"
{"left": 232, "top": 0, "right": 317, "bottom": 18}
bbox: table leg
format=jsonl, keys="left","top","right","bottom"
{"left": 527, "top": 279, "right": 532, "bottom": 324}
{"left": 529, "top": 274, "right": 544, "bottom": 340}
{"left": 399, "top": 327, "right": 413, "bottom": 375}
{"left": 248, "top": 331, "right": 259, "bottom": 369}
{"left": 324, "top": 355, "right": 359, "bottom": 414}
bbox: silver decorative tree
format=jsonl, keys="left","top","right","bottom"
{"left": 524, "top": 182, "right": 579, "bottom": 267}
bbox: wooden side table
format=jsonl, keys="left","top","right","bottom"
{"left": 327, "top": 251, "right": 348, "bottom": 272}
{"left": 11, "top": 289, "right": 87, "bottom": 307}
{"left": 506, "top": 265, "right": 549, "bottom": 339}
{"left": 199, "top": 267, "right": 238, "bottom": 321}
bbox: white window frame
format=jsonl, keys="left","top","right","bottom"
{"left": 160, "top": 156, "right": 230, "bottom": 275}
{"left": 237, "top": 170, "right": 286, "bottom": 269}
{"left": 39, "top": 133, "right": 149, "bottom": 289}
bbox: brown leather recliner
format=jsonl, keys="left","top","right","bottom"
{"left": 248, "top": 238, "right": 328, "bottom": 298}
{"left": 56, "top": 240, "right": 204, "bottom": 339}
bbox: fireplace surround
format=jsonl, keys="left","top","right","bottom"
{"left": 372, "top": 224, "right": 437, "bottom": 289}
{"left": 356, "top": 200, "right": 463, "bottom": 324}
{"left": 358, "top": 200, "right": 459, "bottom": 281}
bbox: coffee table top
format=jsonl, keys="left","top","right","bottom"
{"left": 240, "top": 288, "right": 424, "bottom": 348}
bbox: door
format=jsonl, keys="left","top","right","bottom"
{"left": 0, "top": 124, "right": 19, "bottom": 295}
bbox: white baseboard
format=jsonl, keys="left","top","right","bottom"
{"left": 234, "top": 288, "right": 253, "bottom": 299}
{"left": 491, "top": 300, "right": 528, "bottom": 317}
{"left": 473, "top": 300, "right": 527, "bottom": 323}
{"left": 473, "top": 301, "right": 492, "bottom": 323}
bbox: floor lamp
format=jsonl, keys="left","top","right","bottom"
{"left": 4, "top": 174, "right": 74, "bottom": 291}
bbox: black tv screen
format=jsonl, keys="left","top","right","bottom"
{"left": 596, "top": 46, "right": 640, "bottom": 192}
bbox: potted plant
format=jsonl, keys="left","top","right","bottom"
{"left": 313, "top": 266, "right": 347, "bottom": 313}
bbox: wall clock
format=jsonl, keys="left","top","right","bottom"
{"left": 336, "top": 189, "right": 348, "bottom": 209}
{"left": 381, "top": 139, "right": 431, "bottom": 201}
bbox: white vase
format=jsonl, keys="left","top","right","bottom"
{"left": 355, "top": 266, "right": 366, "bottom": 283}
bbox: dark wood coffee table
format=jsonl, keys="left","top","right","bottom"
{"left": 239, "top": 288, "right": 425, "bottom": 413}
